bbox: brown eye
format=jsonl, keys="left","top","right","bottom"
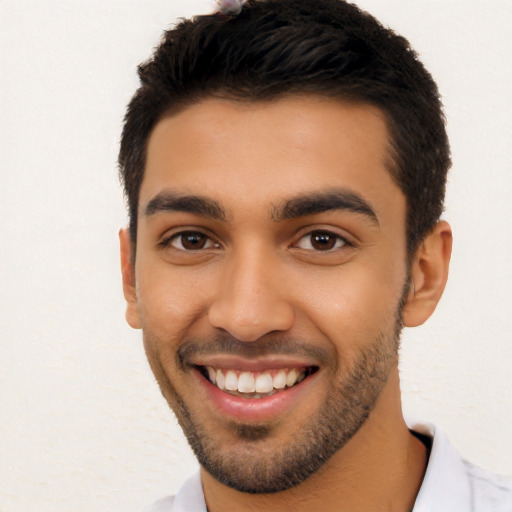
{"left": 311, "top": 231, "right": 337, "bottom": 250}
{"left": 295, "top": 230, "right": 347, "bottom": 251}
{"left": 168, "top": 231, "right": 216, "bottom": 251}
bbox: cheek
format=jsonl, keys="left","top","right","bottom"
{"left": 295, "top": 259, "right": 406, "bottom": 344}
{"left": 135, "top": 259, "right": 215, "bottom": 336}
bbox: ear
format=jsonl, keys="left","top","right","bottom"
{"left": 402, "top": 220, "right": 452, "bottom": 327}
{"left": 119, "top": 228, "right": 142, "bottom": 329}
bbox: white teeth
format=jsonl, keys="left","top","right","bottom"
{"left": 205, "top": 367, "right": 310, "bottom": 394}
{"left": 286, "top": 369, "right": 298, "bottom": 387}
{"left": 216, "top": 369, "right": 225, "bottom": 390}
{"left": 225, "top": 370, "right": 238, "bottom": 391}
{"left": 273, "top": 370, "right": 287, "bottom": 389}
{"left": 207, "top": 366, "right": 216, "bottom": 385}
{"left": 255, "top": 373, "right": 274, "bottom": 393}
{"left": 238, "top": 372, "right": 255, "bottom": 393}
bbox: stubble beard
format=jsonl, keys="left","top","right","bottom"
{"left": 144, "top": 304, "right": 404, "bottom": 495}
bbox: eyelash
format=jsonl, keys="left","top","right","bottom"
{"left": 293, "top": 230, "right": 352, "bottom": 252}
{"left": 159, "top": 230, "right": 221, "bottom": 251}
{"left": 159, "top": 229, "right": 352, "bottom": 253}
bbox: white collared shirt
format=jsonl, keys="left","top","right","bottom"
{"left": 143, "top": 422, "right": 512, "bottom": 512}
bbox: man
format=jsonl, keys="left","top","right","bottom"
{"left": 118, "top": 0, "right": 512, "bottom": 510}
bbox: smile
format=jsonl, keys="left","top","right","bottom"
{"left": 198, "top": 366, "right": 318, "bottom": 398}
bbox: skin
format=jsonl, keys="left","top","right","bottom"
{"left": 120, "top": 96, "right": 452, "bottom": 512}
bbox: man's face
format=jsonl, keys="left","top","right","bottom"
{"left": 123, "top": 96, "right": 410, "bottom": 492}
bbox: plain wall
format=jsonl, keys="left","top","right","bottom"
{"left": 1, "top": 1, "right": 511, "bottom": 511}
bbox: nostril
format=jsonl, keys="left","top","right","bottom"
{"left": 208, "top": 300, "right": 296, "bottom": 342}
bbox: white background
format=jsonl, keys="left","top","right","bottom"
{"left": 1, "top": 1, "right": 511, "bottom": 511}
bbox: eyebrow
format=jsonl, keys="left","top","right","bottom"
{"left": 272, "top": 189, "right": 379, "bottom": 225}
{"left": 143, "top": 188, "right": 378, "bottom": 225}
{"left": 143, "top": 191, "right": 227, "bottom": 221}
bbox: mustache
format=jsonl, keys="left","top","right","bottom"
{"left": 177, "top": 334, "right": 330, "bottom": 368}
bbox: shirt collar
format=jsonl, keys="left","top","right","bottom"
{"left": 407, "top": 420, "right": 471, "bottom": 512}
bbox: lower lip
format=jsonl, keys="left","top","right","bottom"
{"left": 195, "top": 368, "right": 319, "bottom": 422}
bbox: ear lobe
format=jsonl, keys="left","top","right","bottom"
{"left": 119, "top": 228, "right": 142, "bottom": 329}
{"left": 402, "top": 221, "right": 452, "bottom": 327}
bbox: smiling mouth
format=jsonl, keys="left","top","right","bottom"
{"left": 196, "top": 365, "right": 319, "bottom": 398}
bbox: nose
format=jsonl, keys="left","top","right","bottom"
{"left": 208, "top": 248, "right": 296, "bottom": 342}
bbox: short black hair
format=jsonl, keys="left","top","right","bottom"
{"left": 119, "top": 0, "right": 450, "bottom": 255}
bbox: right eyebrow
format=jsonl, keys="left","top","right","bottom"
{"left": 143, "top": 191, "right": 227, "bottom": 221}
{"left": 272, "top": 189, "right": 379, "bottom": 225}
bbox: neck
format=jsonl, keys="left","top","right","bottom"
{"left": 201, "top": 369, "right": 428, "bottom": 512}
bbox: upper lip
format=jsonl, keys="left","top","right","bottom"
{"left": 190, "top": 355, "right": 318, "bottom": 372}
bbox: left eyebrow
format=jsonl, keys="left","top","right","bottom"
{"left": 272, "top": 189, "right": 379, "bottom": 225}
{"left": 143, "top": 191, "right": 227, "bottom": 221}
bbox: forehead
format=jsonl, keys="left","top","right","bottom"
{"left": 141, "top": 95, "right": 403, "bottom": 220}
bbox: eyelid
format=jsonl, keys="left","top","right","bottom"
{"left": 290, "top": 226, "right": 356, "bottom": 250}
{"left": 157, "top": 225, "right": 356, "bottom": 253}
{"left": 295, "top": 233, "right": 346, "bottom": 251}
{"left": 158, "top": 227, "right": 222, "bottom": 250}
